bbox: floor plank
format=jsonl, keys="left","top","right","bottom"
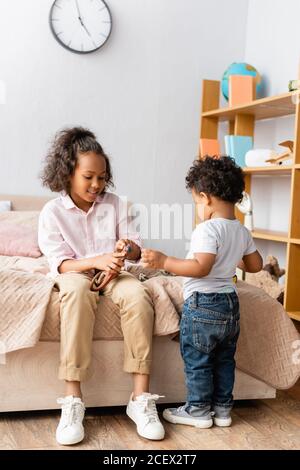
{"left": 1, "top": 382, "right": 300, "bottom": 450}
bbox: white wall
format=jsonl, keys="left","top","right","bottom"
{"left": 0, "top": 0, "right": 249, "bottom": 255}
{"left": 245, "top": 0, "right": 300, "bottom": 270}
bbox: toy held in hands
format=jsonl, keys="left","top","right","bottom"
{"left": 90, "top": 244, "right": 132, "bottom": 292}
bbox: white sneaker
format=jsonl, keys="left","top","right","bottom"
{"left": 213, "top": 405, "right": 232, "bottom": 427}
{"left": 213, "top": 415, "right": 232, "bottom": 427}
{"left": 126, "top": 393, "right": 165, "bottom": 440}
{"left": 163, "top": 404, "right": 213, "bottom": 428}
{"left": 56, "top": 395, "right": 85, "bottom": 445}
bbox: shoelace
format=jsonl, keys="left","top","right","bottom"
{"left": 177, "top": 405, "right": 187, "bottom": 413}
{"left": 137, "top": 394, "right": 164, "bottom": 424}
{"left": 57, "top": 398, "right": 85, "bottom": 427}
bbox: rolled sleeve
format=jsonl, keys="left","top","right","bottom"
{"left": 38, "top": 206, "right": 76, "bottom": 277}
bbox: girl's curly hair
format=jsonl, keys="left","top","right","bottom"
{"left": 185, "top": 156, "right": 245, "bottom": 204}
{"left": 40, "top": 127, "right": 113, "bottom": 193}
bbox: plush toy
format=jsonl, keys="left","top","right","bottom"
{"left": 263, "top": 255, "right": 285, "bottom": 281}
{"left": 245, "top": 255, "right": 285, "bottom": 304}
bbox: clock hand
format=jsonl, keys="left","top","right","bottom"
{"left": 78, "top": 17, "right": 97, "bottom": 47}
{"left": 75, "top": 0, "right": 82, "bottom": 21}
{"left": 75, "top": 0, "right": 89, "bottom": 31}
{"left": 81, "top": 22, "right": 92, "bottom": 38}
{"left": 74, "top": 1, "right": 94, "bottom": 43}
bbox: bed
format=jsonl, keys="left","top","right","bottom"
{"left": 1, "top": 194, "right": 300, "bottom": 412}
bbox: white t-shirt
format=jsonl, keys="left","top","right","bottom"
{"left": 183, "top": 218, "right": 257, "bottom": 300}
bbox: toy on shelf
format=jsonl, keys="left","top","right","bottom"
{"left": 244, "top": 141, "right": 294, "bottom": 167}
{"left": 245, "top": 149, "right": 273, "bottom": 167}
{"left": 221, "top": 62, "right": 263, "bottom": 101}
{"left": 265, "top": 140, "right": 294, "bottom": 165}
{"left": 235, "top": 192, "right": 253, "bottom": 231}
{"left": 289, "top": 79, "right": 300, "bottom": 92}
{"left": 245, "top": 255, "right": 285, "bottom": 304}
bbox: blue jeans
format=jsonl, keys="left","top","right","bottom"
{"left": 180, "top": 291, "right": 240, "bottom": 409}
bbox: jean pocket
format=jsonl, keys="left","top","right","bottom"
{"left": 192, "top": 316, "right": 227, "bottom": 354}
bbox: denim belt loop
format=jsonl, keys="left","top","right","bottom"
{"left": 193, "top": 291, "right": 198, "bottom": 307}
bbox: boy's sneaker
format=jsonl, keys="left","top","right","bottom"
{"left": 163, "top": 404, "right": 213, "bottom": 428}
{"left": 213, "top": 405, "right": 232, "bottom": 427}
{"left": 56, "top": 395, "right": 85, "bottom": 445}
{"left": 126, "top": 393, "right": 165, "bottom": 440}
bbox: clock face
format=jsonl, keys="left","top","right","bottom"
{"left": 49, "top": 0, "right": 112, "bottom": 54}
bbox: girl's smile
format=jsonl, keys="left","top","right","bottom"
{"left": 70, "top": 151, "right": 107, "bottom": 211}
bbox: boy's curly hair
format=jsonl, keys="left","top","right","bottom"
{"left": 40, "top": 127, "right": 113, "bottom": 193}
{"left": 185, "top": 156, "right": 245, "bottom": 204}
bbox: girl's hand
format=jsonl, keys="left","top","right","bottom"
{"left": 115, "top": 239, "right": 141, "bottom": 261}
{"left": 93, "top": 252, "right": 125, "bottom": 275}
{"left": 115, "top": 239, "right": 131, "bottom": 252}
{"left": 141, "top": 249, "right": 167, "bottom": 270}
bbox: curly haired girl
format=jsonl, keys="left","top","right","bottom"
{"left": 39, "top": 127, "right": 165, "bottom": 445}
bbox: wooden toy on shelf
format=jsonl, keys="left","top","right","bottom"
{"left": 266, "top": 141, "right": 294, "bottom": 165}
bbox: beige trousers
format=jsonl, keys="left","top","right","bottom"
{"left": 55, "top": 271, "right": 154, "bottom": 382}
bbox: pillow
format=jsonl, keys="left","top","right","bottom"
{"left": 0, "top": 211, "right": 39, "bottom": 227}
{"left": 0, "top": 211, "right": 41, "bottom": 257}
{"left": 0, "top": 201, "right": 11, "bottom": 212}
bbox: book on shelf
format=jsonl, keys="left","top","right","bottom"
{"left": 199, "top": 138, "right": 220, "bottom": 158}
{"left": 224, "top": 135, "right": 253, "bottom": 167}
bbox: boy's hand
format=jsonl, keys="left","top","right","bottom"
{"left": 115, "top": 239, "right": 141, "bottom": 261}
{"left": 141, "top": 249, "right": 167, "bottom": 270}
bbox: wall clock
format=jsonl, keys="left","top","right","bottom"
{"left": 49, "top": 0, "right": 112, "bottom": 54}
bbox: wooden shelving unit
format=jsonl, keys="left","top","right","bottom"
{"left": 251, "top": 230, "right": 289, "bottom": 243}
{"left": 243, "top": 165, "right": 293, "bottom": 175}
{"left": 200, "top": 80, "right": 300, "bottom": 321}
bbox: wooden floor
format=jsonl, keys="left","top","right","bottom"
{"left": 1, "top": 379, "right": 300, "bottom": 450}
{"left": 1, "top": 324, "right": 300, "bottom": 451}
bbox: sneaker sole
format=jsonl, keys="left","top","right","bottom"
{"left": 126, "top": 407, "right": 165, "bottom": 440}
{"left": 163, "top": 410, "right": 213, "bottom": 428}
{"left": 56, "top": 432, "right": 84, "bottom": 446}
{"left": 214, "top": 417, "right": 232, "bottom": 427}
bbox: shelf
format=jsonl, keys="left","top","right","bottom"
{"left": 202, "top": 91, "right": 299, "bottom": 121}
{"left": 243, "top": 165, "right": 293, "bottom": 175}
{"left": 251, "top": 229, "right": 289, "bottom": 243}
{"left": 288, "top": 311, "right": 300, "bottom": 322}
{"left": 200, "top": 79, "right": 300, "bottom": 321}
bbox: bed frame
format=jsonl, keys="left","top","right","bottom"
{"left": 0, "top": 194, "right": 276, "bottom": 412}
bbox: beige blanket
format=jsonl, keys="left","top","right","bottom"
{"left": 1, "top": 255, "right": 299, "bottom": 390}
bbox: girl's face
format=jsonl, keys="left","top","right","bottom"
{"left": 70, "top": 152, "right": 107, "bottom": 211}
